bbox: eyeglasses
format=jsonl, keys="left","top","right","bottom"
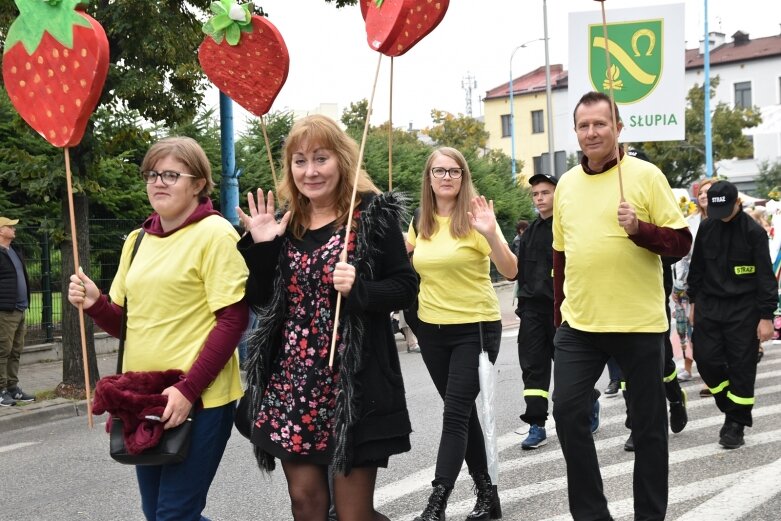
{"left": 430, "top": 167, "right": 464, "bottom": 179}
{"left": 140, "top": 170, "right": 197, "bottom": 186}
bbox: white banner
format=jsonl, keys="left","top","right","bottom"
{"left": 567, "top": 3, "right": 685, "bottom": 142}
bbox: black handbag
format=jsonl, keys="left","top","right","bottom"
{"left": 109, "top": 411, "right": 194, "bottom": 466}
{"left": 234, "top": 390, "right": 253, "bottom": 439}
{"left": 107, "top": 230, "right": 195, "bottom": 466}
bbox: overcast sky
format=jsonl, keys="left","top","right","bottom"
{"left": 206, "top": 0, "right": 781, "bottom": 133}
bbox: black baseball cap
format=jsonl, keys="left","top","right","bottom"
{"left": 627, "top": 148, "right": 650, "bottom": 162}
{"left": 706, "top": 180, "right": 738, "bottom": 220}
{"left": 528, "top": 173, "right": 558, "bottom": 186}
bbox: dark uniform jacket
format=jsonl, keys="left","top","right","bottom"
{"left": 0, "top": 245, "right": 30, "bottom": 312}
{"left": 516, "top": 216, "right": 554, "bottom": 313}
{"left": 239, "top": 191, "right": 416, "bottom": 474}
{"left": 688, "top": 209, "right": 777, "bottom": 319}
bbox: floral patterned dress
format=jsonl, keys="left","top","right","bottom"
{"left": 255, "top": 222, "right": 355, "bottom": 464}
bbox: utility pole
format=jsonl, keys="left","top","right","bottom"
{"left": 462, "top": 72, "right": 477, "bottom": 117}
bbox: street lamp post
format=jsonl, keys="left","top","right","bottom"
{"left": 509, "top": 38, "right": 544, "bottom": 184}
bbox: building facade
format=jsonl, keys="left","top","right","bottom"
{"left": 484, "top": 30, "right": 781, "bottom": 191}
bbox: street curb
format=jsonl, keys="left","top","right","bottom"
{"left": 0, "top": 399, "right": 99, "bottom": 434}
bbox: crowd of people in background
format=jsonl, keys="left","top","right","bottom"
{"left": 13, "top": 89, "right": 767, "bottom": 521}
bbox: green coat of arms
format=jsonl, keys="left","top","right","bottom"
{"left": 589, "top": 19, "right": 663, "bottom": 104}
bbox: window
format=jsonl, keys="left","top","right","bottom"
{"left": 532, "top": 155, "right": 542, "bottom": 175}
{"left": 539, "top": 151, "right": 568, "bottom": 176}
{"left": 501, "top": 114, "right": 512, "bottom": 137}
{"left": 531, "top": 110, "right": 544, "bottom": 134}
{"left": 734, "top": 81, "right": 752, "bottom": 109}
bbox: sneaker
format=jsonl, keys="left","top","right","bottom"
{"left": 719, "top": 420, "right": 745, "bottom": 449}
{"left": 677, "top": 369, "right": 692, "bottom": 382}
{"left": 521, "top": 424, "right": 548, "bottom": 450}
{"left": 7, "top": 386, "right": 35, "bottom": 402}
{"left": 669, "top": 389, "right": 688, "bottom": 434}
{"left": 624, "top": 433, "right": 635, "bottom": 452}
{"left": 590, "top": 398, "right": 601, "bottom": 434}
{"left": 0, "top": 389, "right": 17, "bottom": 407}
{"left": 604, "top": 380, "right": 620, "bottom": 396}
{"left": 407, "top": 343, "right": 420, "bottom": 353}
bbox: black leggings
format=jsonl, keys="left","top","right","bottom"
{"left": 417, "top": 320, "right": 501, "bottom": 488}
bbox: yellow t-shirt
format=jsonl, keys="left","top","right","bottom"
{"left": 408, "top": 214, "right": 503, "bottom": 324}
{"left": 109, "top": 215, "right": 248, "bottom": 408}
{"left": 552, "top": 156, "right": 688, "bottom": 332}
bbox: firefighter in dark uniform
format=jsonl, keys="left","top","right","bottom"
{"left": 515, "top": 174, "right": 601, "bottom": 449}
{"left": 688, "top": 180, "right": 776, "bottom": 449}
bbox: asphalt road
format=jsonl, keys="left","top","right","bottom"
{"left": 2, "top": 329, "right": 780, "bottom": 520}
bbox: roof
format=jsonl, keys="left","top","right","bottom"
{"left": 685, "top": 32, "right": 781, "bottom": 69}
{"left": 484, "top": 64, "right": 568, "bottom": 100}
{"left": 485, "top": 31, "right": 781, "bottom": 100}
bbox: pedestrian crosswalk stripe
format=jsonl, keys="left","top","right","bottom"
{"left": 538, "top": 468, "right": 758, "bottom": 521}
{"left": 673, "top": 456, "right": 781, "bottom": 521}
{"left": 419, "top": 426, "right": 781, "bottom": 521}
{"left": 0, "top": 441, "right": 38, "bottom": 454}
{"left": 375, "top": 384, "right": 781, "bottom": 508}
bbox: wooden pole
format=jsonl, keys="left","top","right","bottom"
{"left": 64, "top": 147, "right": 93, "bottom": 428}
{"left": 260, "top": 115, "right": 279, "bottom": 193}
{"left": 328, "top": 53, "right": 383, "bottom": 368}
{"left": 596, "top": 0, "right": 625, "bottom": 201}
{"left": 388, "top": 56, "right": 394, "bottom": 191}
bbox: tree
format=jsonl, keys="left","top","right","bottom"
{"left": 0, "top": 1, "right": 377, "bottom": 395}
{"left": 235, "top": 110, "right": 294, "bottom": 195}
{"left": 341, "top": 98, "right": 370, "bottom": 141}
{"left": 0, "top": 0, "right": 217, "bottom": 395}
{"left": 630, "top": 77, "right": 761, "bottom": 188}
{"left": 340, "top": 101, "right": 533, "bottom": 236}
{"left": 754, "top": 160, "right": 781, "bottom": 199}
{"left": 424, "top": 109, "right": 489, "bottom": 154}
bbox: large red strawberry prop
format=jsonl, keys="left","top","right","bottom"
{"left": 363, "top": 0, "right": 449, "bottom": 57}
{"left": 198, "top": 1, "right": 289, "bottom": 117}
{"left": 2, "top": 0, "right": 109, "bottom": 148}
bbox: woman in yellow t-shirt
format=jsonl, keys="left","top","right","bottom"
{"left": 68, "top": 137, "right": 248, "bottom": 520}
{"left": 408, "top": 147, "right": 517, "bottom": 521}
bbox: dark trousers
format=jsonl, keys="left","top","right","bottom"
{"left": 692, "top": 296, "right": 759, "bottom": 426}
{"left": 417, "top": 320, "right": 501, "bottom": 488}
{"left": 606, "top": 356, "right": 621, "bottom": 382}
{"left": 624, "top": 317, "right": 683, "bottom": 428}
{"left": 553, "top": 324, "right": 668, "bottom": 521}
{"left": 517, "top": 310, "right": 555, "bottom": 426}
{"left": 136, "top": 402, "right": 234, "bottom": 521}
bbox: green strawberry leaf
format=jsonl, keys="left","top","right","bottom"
{"left": 5, "top": 0, "right": 91, "bottom": 56}
{"left": 225, "top": 23, "right": 241, "bottom": 46}
{"left": 211, "top": 13, "right": 233, "bottom": 31}
{"left": 375, "top": 0, "right": 384, "bottom": 7}
{"left": 210, "top": 1, "right": 226, "bottom": 16}
{"left": 202, "top": 1, "right": 252, "bottom": 46}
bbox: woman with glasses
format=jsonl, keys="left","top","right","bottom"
{"left": 67, "top": 136, "right": 248, "bottom": 520}
{"left": 236, "top": 115, "right": 416, "bottom": 521}
{"left": 409, "top": 147, "right": 517, "bottom": 521}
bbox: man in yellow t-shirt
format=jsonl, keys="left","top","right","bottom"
{"left": 551, "top": 92, "right": 691, "bottom": 521}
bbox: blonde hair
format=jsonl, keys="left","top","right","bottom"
{"left": 418, "top": 147, "right": 477, "bottom": 240}
{"left": 140, "top": 136, "right": 214, "bottom": 198}
{"left": 695, "top": 177, "right": 717, "bottom": 217}
{"left": 277, "top": 115, "right": 380, "bottom": 239}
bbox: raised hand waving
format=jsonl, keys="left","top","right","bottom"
{"left": 236, "top": 188, "right": 291, "bottom": 243}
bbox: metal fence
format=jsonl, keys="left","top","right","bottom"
{"left": 14, "top": 219, "right": 141, "bottom": 346}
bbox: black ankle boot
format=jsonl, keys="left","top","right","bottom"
{"left": 414, "top": 483, "right": 452, "bottom": 521}
{"left": 466, "top": 470, "right": 502, "bottom": 520}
